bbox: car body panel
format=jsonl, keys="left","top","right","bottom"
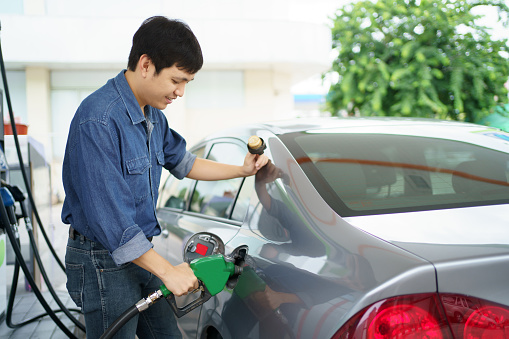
{"left": 153, "top": 210, "right": 242, "bottom": 337}
{"left": 344, "top": 204, "right": 509, "bottom": 246}
{"left": 399, "top": 242, "right": 509, "bottom": 305}
{"left": 154, "top": 117, "right": 509, "bottom": 338}
{"left": 344, "top": 204, "right": 509, "bottom": 307}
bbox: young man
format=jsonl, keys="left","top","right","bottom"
{"left": 61, "top": 16, "right": 268, "bottom": 338}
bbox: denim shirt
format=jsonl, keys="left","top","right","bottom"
{"left": 61, "top": 70, "right": 196, "bottom": 265}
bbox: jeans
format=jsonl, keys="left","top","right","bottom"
{"left": 65, "top": 234, "right": 181, "bottom": 339}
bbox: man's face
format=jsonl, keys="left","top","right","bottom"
{"left": 141, "top": 64, "right": 195, "bottom": 110}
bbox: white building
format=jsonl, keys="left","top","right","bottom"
{"left": 0, "top": 0, "right": 337, "bottom": 198}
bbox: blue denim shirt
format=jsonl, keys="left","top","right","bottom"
{"left": 61, "top": 70, "right": 196, "bottom": 265}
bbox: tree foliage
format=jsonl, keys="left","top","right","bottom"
{"left": 326, "top": 0, "right": 509, "bottom": 122}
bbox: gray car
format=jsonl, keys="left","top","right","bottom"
{"left": 153, "top": 117, "right": 509, "bottom": 339}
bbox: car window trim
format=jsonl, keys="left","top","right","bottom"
{"left": 182, "top": 210, "right": 244, "bottom": 226}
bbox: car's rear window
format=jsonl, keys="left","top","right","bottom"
{"left": 281, "top": 132, "right": 509, "bottom": 216}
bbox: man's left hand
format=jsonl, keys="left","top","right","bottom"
{"left": 242, "top": 153, "right": 269, "bottom": 176}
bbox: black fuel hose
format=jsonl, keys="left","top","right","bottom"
{"left": 21, "top": 203, "right": 85, "bottom": 331}
{"left": 99, "top": 305, "right": 139, "bottom": 339}
{"left": 5, "top": 229, "right": 81, "bottom": 329}
{"left": 5, "top": 249, "right": 81, "bottom": 327}
{"left": 0, "top": 21, "right": 85, "bottom": 335}
{"left": 1, "top": 184, "right": 85, "bottom": 331}
{"left": 0, "top": 28, "right": 66, "bottom": 273}
{"left": 0, "top": 194, "right": 78, "bottom": 338}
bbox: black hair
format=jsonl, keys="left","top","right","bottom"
{"left": 127, "top": 16, "right": 203, "bottom": 74}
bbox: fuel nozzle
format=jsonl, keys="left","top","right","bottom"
{"left": 190, "top": 254, "right": 240, "bottom": 295}
{"left": 247, "top": 135, "right": 266, "bottom": 155}
{"left": 164, "top": 253, "right": 244, "bottom": 318}
{"left": 100, "top": 249, "right": 247, "bottom": 339}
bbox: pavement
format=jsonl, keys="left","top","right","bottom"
{"left": 0, "top": 202, "right": 86, "bottom": 339}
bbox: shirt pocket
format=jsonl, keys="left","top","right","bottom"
{"left": 125, "top": 156, "right": 151, "bottom": 203}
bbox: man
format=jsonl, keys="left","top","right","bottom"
{"left": 61, "top": 16, "right": 268, "bottom": 338}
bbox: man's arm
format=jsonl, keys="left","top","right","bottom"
{"left": 144, "top": 149, "right": 267, "bottom": 294}
{"left": 186, "top": 153, "right": 268, "bottom": 181}
{"left": 132, "top": 248, "right": 198, "bottom": 296}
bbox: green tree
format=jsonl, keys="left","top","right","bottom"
{"left": 326, "top": 0, "right": 509, "bottom": 122}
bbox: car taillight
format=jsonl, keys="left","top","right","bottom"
{"left": 332, "top": 293, "right": 509, "bottom": 339}
{"left": 332, "top": 294, "right": 452, "bottom": 339}
{"left": 368, "top": 304, "right": 444, "bottom": 338}
{"left": 440, "top": 293, "right": 509, "bottom": 338}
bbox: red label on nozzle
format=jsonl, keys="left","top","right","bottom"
{"left": 196, "top": 243, "right": 208, "bottom": 256}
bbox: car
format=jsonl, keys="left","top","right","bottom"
{"left": 152, "top": 117, "right": 509, "bottom": 339}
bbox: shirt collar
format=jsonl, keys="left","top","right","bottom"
{"left": 114, "top": 70, "right": 148, "bottom": 125}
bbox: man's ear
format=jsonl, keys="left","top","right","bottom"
{"left": 138, "top": 54, "right": 152, "bottom": 77}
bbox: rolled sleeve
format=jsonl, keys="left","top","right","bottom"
{"left": 112, "top": 229, "right": 154, "bottom": 265}
{"left": 170, "top": 151, "right": 197, "bottom": 179}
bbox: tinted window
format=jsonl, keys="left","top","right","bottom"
{"left": 158, "top": 147, "right": 205, "bottom": 209}
{"left": 159, "top": 177, "right": 193, "bottom": 209}
{"left": 231, "top": 175, "right": 253, "bottom": 221}
{"left": 281, "top": 132, "right": 509, "bottom": 216}
{"left": 190, "top": 143, "right": 245, "bottom": 219}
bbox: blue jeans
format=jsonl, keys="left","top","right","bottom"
{"left": 65, "top": 234, "right": 181, "bottom": 339}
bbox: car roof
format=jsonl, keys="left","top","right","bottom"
{"left": 202, "top": 117, "right": 509, "bottom": 151}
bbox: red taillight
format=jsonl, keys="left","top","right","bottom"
{"left": 332, "top": 294, "right": 509, "bottom": 339}
{"left": 332, "top": 294, "right": 452, "bottom": 339}
{"left": 368, "top": 304, "right": 443, "bottom": 338}
{"left": 464, "top": 305, "right": 509, "bottom": 338}
{"left": 440, "top": 294, "right": 509, "bottom": 338}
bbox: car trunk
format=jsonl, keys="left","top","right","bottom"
{"left": 344, "top": 204, "right": 509, "bottom": 306}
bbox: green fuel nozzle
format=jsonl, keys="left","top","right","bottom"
{"left": 160, "top": 254, "right": 242, "bottom": 317}
{"left": 101, "top": 242, "right": 247, "bottom": 339}
{"left": 158, "top": 254, "right": 239, "bottom": 297}
{"left": 189, "top": 254, "right": 240, "bottom": 295}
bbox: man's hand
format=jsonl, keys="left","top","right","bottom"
{"left": 242, "top": 153, "right": 269, "bottom": 176}
{"left": 133, "top": 249, "right": 198, "bottom": 296}
{"left": 162, "top": 263, "right": 199, "bottom": 296}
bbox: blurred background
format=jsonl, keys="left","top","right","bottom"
{"left": 0, "top": 0, "right": 508, "bottom": 205}
{"left": 0, "top": 0, "right": 345, "bottom": 202}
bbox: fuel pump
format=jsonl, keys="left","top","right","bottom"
{"left": 0, "top": 187, "right": 80, "bottom": 338}
{"left": 1, "top": 182, "right": 84, "bottom": 332}
{"left": 100, "top": 232, "right": 248, "bottom": 339}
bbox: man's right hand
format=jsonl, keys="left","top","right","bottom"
{"left": 162, "top": 262, "right": 199, "bottom": 296}
{"left": 132, "top": 249, "right": 198, "bottom": 296}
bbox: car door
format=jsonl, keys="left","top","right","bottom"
{"left": 155, "top": 137, "right": 249, "bottom": 337}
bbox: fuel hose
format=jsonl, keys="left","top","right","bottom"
{"left": 99, "top": 305, "right": 139, "bottom": 339}
{"left": 0, "top": 21, "right": 85, "bottom": 335}
{"left": 3, "top": 192, "right": 86, "bottom": 332}
{"left": 0, "top": 23, "right": 66, "bottom": 273}
{"left": 0, "top": 190, "right": 78, "bottom": 338}
{"left": 99, "top": 286, "right": 171, "bottom": 339}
